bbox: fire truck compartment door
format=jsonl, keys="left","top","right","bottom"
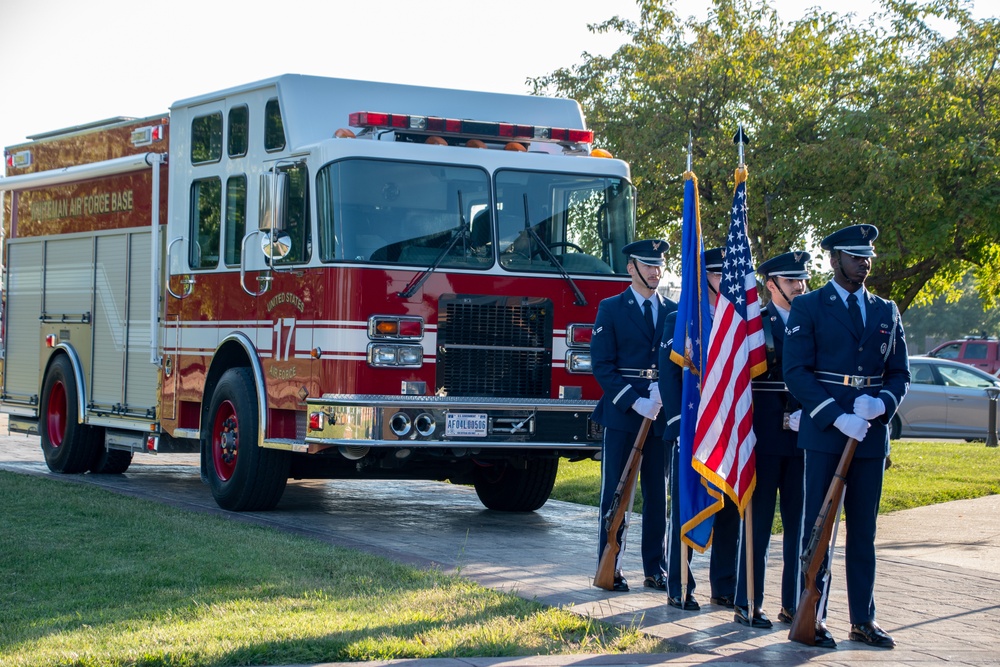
{"left": 91, "top": 230, "right": 158, "bottom": 415}
{"left": 3, "top": 241, "right": 43, "bottom": 403}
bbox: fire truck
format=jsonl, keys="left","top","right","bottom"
{"left": 0, "top": 74, "right": 638, "bottom": 512}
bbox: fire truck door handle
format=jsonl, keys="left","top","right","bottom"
{"left": 165, "top": 237, "right": 195, "bottom": 299}
{"left": 240, "top": 230, "right": 271, "bottom": 296}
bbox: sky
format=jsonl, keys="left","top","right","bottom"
{"left": 1, "top": 0, "right": 990, "bottom": 155}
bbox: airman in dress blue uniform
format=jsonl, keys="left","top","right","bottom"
{"left": 733, "top": 251, "right": 810, "bottom": 629}
{"left": 783, "top": 224, "right": 909, "bottom": 649}
{"left": 592, "top": 239, "right": 676, "bottom": 592}
{"left": 657, "top": 247, "right": 740, "bottom": 610}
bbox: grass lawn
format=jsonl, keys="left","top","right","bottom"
{"left": 552, "top": 439, "right": 1000, "bottom": 531}
{"left": 0, "top": 472, "right": 667, "bottom": 667}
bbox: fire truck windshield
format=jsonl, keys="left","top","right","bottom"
{"left": 494, "top": 170, "right": 633, "bottom": 275}
{"left": 315, "top": 158, "right": 634, "bottom": 275}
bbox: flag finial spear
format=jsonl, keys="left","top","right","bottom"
{"left": 733, "top": 125, "right": 749, "bottom": 168}
{"left": 687, "top": 131, "right": 693, "bottom": 173}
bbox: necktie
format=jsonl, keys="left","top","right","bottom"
{"left": 643, "top": 299, "right": 654, "bottom": 336}
{"left": 847, "top": 293, "right": 864, "bottom": 337}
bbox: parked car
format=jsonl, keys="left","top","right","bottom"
{"left": 893, "top": 356, "right": 1000, "bottom": 440}
{"left": 927, "top": 335, "right": 1000, "bottom": 375}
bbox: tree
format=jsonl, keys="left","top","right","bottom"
{"left": 531, "top": 0, "right": 1000, "bottom": 312}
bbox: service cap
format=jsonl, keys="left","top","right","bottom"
{"left": 704, "top": 246, "right": 725, "bottom": 273}
{"left": 622, "top": 239, "right": 669, "bottom": 266}
{"left": 758, "top": 251, "right": 811, "bottom": 280}
{"left": 820, "top": 224, "right": 878, "bottom": 257}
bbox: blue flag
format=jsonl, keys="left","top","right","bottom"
{"left": 669, "top": 172, "right": 723, "bottom": 552}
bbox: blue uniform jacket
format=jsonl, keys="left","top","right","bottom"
{"left": 752, "top": 304, "right": 801, "bottom": 457}
{"left": 591, "top": 288, "right": 675, "bottom": 436}
{"left": 783, "top": 282, "right": 909, "bottom": 458}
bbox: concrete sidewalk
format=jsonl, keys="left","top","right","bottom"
{"left": 1, "top": 415, "right": 998, "bottom": 666}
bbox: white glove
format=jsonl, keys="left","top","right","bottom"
{"left": 853, "top": 394, "right": 886, "bottom": 420}
{"left": 632, "top": 397, "right": 661, "bottom": 421}
{"left": 788, "top": 410, "right": 801, "bottom": 432}
{"left": 648, "top": 383, "right": 661, "bottom": 407}
{"left": 834, "top": 413, "right": 870, "bottom": 441}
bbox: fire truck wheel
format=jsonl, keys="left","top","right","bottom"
{"left": 472, "top": 457, "right": 558, "bottom": 512}
{"left": 89, "top": 447, "right": 133, "bottom": 474}
{"left": 39, "top": 354, "right": 102, "bottom": 474}
{"left": 205, "top": 367, "right": 290, "bottom": 511}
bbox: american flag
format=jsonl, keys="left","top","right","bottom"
{"left": 669, "top": 171, "right": 722, "bottom": 551}
{"left": 692, "top": 166, "right": 767, "bottom": 513}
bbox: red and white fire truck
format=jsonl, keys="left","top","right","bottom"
{"left": 0, "top": 74, "right": 638, "bottom": 512}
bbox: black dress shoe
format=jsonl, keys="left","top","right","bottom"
{"left": 814, "top": 622, "right": 837, "bottom": 649}
{"left": 612, "top": 572, "right": 629, "bottom": 592}
{"left": 642, "top": 574, "right": 667, "bottom": 591}
{"left": 849, "top": 621, "right": 895, "bottom": 648}
{"left": 667, "top": 594, "right": 701, "bottom": 611}
{"left": 710, "top": 594, "right": 735, "bottom": 608}
{"left": 777, "top": 607, "right": 795, "bottom": 624}
{"left": 734, "top": 605, "right": 773, "bottom": 628}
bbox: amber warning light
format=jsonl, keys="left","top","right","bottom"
{"left": 348, "top": 111, "right": 594, "bottom": 145}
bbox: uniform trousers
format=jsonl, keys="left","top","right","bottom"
{"left": 710, "top": 493, "right": 741, "bottom": 599}
{"left": 667, "top": 440, "right": 695, "bottom": 597}
{"left": 801, "top": 449, "right": 885, "bottom": 624}
{"left": 735, "top": 451, "right": 804, "bottom": 610}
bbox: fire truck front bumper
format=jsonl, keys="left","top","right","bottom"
{"left": 304, "top": 395, "right": 601, "bottom": 450}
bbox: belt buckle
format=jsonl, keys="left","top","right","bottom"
{"left": 639, "top": 369, "right": 657, "bottom": 380}
{"left": 850, "top": 375, "right": 865, "bottom": 389}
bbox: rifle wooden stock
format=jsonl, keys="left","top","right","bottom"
{"left": 594, "top": 418, "right": 652, "bottom": 590}
{"left": 788, "top": 437, "right": 859, "bottom": 645}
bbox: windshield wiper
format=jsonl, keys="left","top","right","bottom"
{"left": 398, "top": 191, "right": 470, "bottom": 298}
{"left": 520, "top": 194, "right": 587, "bottom": 306}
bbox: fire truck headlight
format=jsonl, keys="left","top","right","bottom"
{"left": 396, "top": 345, "right": 423, "bottom": 366}
{"left": 566, "top": 351, "right": 592, "bottom": 374}
{"left": 368, "top": 343, "right": 423, "bottom": 368}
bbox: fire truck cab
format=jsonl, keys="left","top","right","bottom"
{"left": 1, "top": 74, "right": 639, "bottom": 512}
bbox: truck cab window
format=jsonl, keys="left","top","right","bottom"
{"left": 224, "top": 176, "right": 247, "bottom": 266}
{"left": 265, "top": 98, "right": 285, "bottom": 152}
{"left": 228, "top": 105, "right": 249, "bottom": 158}
{"left": 272, "top": 163, "right": 309, "bottom": 264}
{"left": 191, "top": 112, "right": 223, "bottom": 164}
{"left": 190, "top": 177, "right": 222, "bottom": 269}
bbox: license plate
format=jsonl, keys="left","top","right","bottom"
{"left": 445, "top": 412, "right": 488, "bottom": 437}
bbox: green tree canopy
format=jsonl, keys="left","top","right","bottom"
{"left": 903, "top": 270, "right": 1000, "bottom": 352}
{"left": 531, "top": 0, "right": 1000, "bottom": 312}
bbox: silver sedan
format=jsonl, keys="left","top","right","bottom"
{"left": 893, "top": 356, "right": 1000, "bottom": 440}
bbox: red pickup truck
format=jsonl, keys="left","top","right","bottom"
{"left": 927, "top": 336, "right": 1000, "bottom": 376}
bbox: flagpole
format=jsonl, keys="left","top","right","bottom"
{"left": 681, "top": 132, "right": 694, "bottom": 607}
{"left": 732, "top": 124, "right": 756, "bottom": 621}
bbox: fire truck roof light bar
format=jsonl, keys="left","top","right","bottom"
{"left": 0, "top": 152, "right": 164, "bottom": 192}
{"left": 348, "top": 111, "right": 594, "bottom": 145}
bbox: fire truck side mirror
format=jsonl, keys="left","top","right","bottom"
{"left": 260, "top": 230, "right": 292, "bottom": 261}
{"left": 259, "top": 171, "right": 289, "bottom": 232}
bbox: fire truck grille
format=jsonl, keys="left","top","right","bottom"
{"left": 436, "top": 295, "right": 553, "bottom": 398}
